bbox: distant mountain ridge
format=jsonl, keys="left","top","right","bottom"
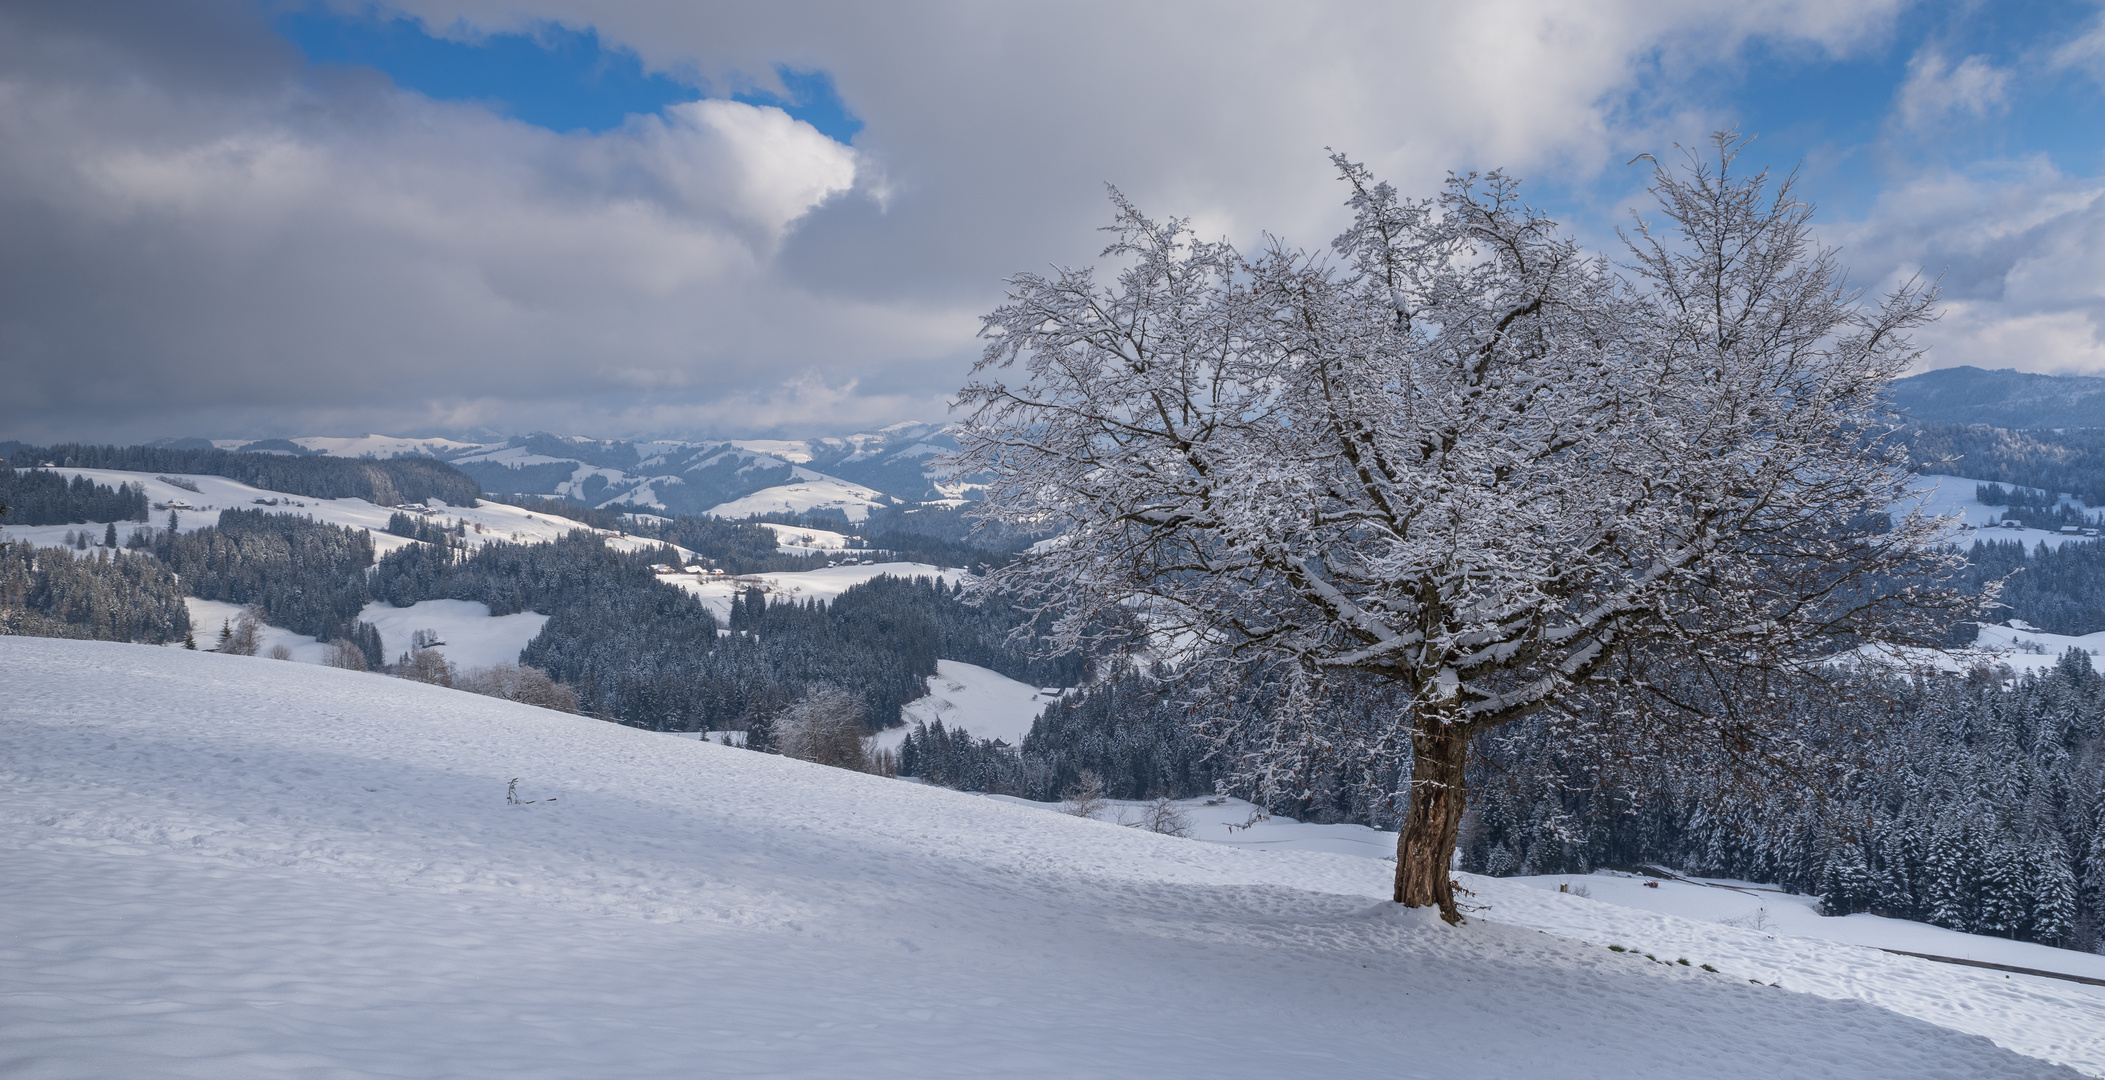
{"left": 152, "top": 424, "right": 971, "bottom": 521}
{"left": 1890, "top": 367, "right": 2105, "bottom": 429}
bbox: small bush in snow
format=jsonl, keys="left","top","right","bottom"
{"left": 1062, "top": 771, "right": 1108, "bottom": 819}
{"left": 456, "top": 663, "right": 579, "bottom": 714}
{"left": 1138, "top": 796, "right": 1192, "bottom": 838}
{"left": 775, "top": 686, "right": 870, "bottom": 772}
{"left": 325, "top": 637, "right": 369, "bottom": 671}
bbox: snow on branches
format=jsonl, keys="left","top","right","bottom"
{"left": 954, "top": 133, "right": 1979, "bottom": 920}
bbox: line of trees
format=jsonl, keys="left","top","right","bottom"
{"left": 157, "top": 509, "right": 384, "bottom": 666}
{"left": 9, "top": 444, "right": 480, "bottom": 506}
{"left": 0, "top": 467, "right": 148, "bottom": 525}
{"left": 1962, "top": 539, "right": 2105, "bottom": 636}
{"left": 1461, "top": 655, "right": 2105, "bottom": 951}
{"left": 1908, "top": 424, "right": 2105, "bottom": 507}
{"left": 366, "top": 526, "right": 1078, "bottom": 731}
{"left": 0, "top": 543, "right": 190, "bottom": 643}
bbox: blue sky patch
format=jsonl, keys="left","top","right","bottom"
{"left": 274, "top": 8, "right": 860, "bottom": 143}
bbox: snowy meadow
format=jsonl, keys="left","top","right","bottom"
{"left": 4, "top": 636, "right": 2099, "bottom": 1078}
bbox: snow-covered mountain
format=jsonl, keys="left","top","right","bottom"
{"left": 6, "top": 635, "right": 2097, "bottom": 1079}
{"left": 219, "top": 423, "right": 971, "bottom": 520}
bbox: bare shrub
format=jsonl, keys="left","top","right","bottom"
{"left": 1717, "top": 907, "right": 1771, "bottom": 932}
{"left": 1062, "top": 770, "right": 1108, "bottom": 819}
{"left": 776, "top": 685, "right": 869, "bottom": 771}
{"left": 397, "top": 647, "right": 454, "bottom": 687}
{"left": 456, "top": 662, "right": 580, "bottom": 713}
{"left": 325, "top": 637, "right": 369, "bottom": 671}
{"left": 218, "top": 606, "right": 264, "bottom": 656}
{"left": 1139, "top": 795, "right": 1193, "bottom": 838}
{"left": 266, "top": 643, "right": 294, "bottom": 661}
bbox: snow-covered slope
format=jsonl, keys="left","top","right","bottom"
{"left": 873, "top": 659, "right": 1059, "bottom": 753}
{"left": 701, "top": 467, "right": 891, "bottom": 522}
{"left": 1904, "top": 473, "right": 2100, "bottom": 549}
{"left": 288, "top": 434, "right": 495, "bottom": 458}
{"left": 754, "top": 520, "right": 854, "bottom": 552}
{"left": 662, "top": 561, "right": 961, "bottom": 620}
{"left": 1, "top": 637, "right": 2095, "bottom": 1079}
{"left": 356, "top": 599, "right": 549, "bottom": 670}
{"left": 0, "top": 467, "right": 678, "bottom": 558}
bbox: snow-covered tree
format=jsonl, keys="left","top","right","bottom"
{"left": 956, "top": 133, "right": 1973, "bottom": 922}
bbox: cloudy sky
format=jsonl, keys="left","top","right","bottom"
{"left": 4, "top": 0, "right": 2103, "bottom": 443}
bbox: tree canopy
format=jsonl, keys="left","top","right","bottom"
{"left": 956, "top": 133, "right": 1977, "bottom": 921}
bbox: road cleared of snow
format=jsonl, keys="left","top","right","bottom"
{"left": 1, "top": 636, "right": 2095, "bottom": 1080}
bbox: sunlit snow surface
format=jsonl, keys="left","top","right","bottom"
{"left": 872, "top": 659, "right": 1060, "bottom": 753}
{"left": 701, "top": 467, "right": 890, "bottom": 522}
{"left": 3, "top": 638, "right": 2097, "bottom": 1079}
{"left": 661, "top": 561, "right": 962, "bottom": 620}
{"left": 0, "top": 468, "right": 685, "bottom": 560}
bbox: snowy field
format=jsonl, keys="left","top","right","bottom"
{"left": 871, "top": 659, "right": 1061, "bottom": 753}
{"left": 1004, "top": 793, "right": 2105, "bottom": 984}
{"left": 1502, "top": 869, "right": 2105, "bottom": 986}
{"left": 0, "top": 468, "right": 689, "bottom": 560}
{"left": 1908, "top": 473, "right": 2102, "bottom": 549}
{"left": 702, "top": 467, "right": 890, "bottom": 522}
{"left": 754, "top": 520, "right": 854, "bottom": 553}
{"left": 3, "top": 637, "right": 2099, "bottom": 1079}
{"left": 184, "top": 599, "right": 546, "bottom": 670}
{"left": 1854, "top": 620, "right": 2105, "bottom": 677}
{"left": 663, "top": 560, "right": 962, "bottom": 620}
{"left": 356, "top": 599, "right": 549, "bottom": 669}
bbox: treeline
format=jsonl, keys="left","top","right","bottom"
{"left": 1977, "top": 483, "right": 2061, "bottom": 510}
{"left": 386, "top": 511, "right": 465, "bottom": 544}
{"left": 1906, "top": 424, "right": 2105, "bottom": 506}
{"left": 480, "top": 494, "right": 814, "bottom": 574}
{"left": 0, "top": 544, "right": 190, "bottom": 643}
{"left": 1962, "top": 539, "right": 2105, "bottom": 636}
{"left": 158, "top": 509, "right": 383, "bottom": 665}
{"left": 896, "top": 663, "right": 1407, "bottom": 826}
{"left": 1462, "top": 656, "right": 2105, "bottom": 951}
{"left": 896, "top": 669, "right": 1232, "bottom": 802}
{"left": 482, "top": 493, "right": 1011, "bottom": 574}
{"left": 366, "top": 528, "right": 1079, "bottom": 731}
{"left": 9, "top": 444, "right": 480, "bottom": 507}
{"left": 0, "top": 467, "right": 148, "bottom": 525}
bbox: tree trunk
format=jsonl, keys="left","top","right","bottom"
{"left": 1393, "top": 708, "right": 1470, "bottom": 923}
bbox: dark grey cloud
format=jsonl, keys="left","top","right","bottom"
{"left": 0, "top": 0, "right": 1913, "bottom": 444}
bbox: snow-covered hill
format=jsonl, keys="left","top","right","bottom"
{"left": 873, "top": 659, "right": 1059, "bottom": 754}
{"left": 2, "top": 637, "right": 2096, "bottom": 1078}
{"left": 1905, "top": 472, "right": 2101, "bottom": 549}
{"left": 661, "top": 560, "right": 963, "bottom": 620}
{"left": 271, "top": 424, "right": 967, "bottom": 518}
{"left": 0, "top": 467, "right": 675, "bottom": 558}
{"left": 701, "top": 466, "right": 891, "bottom": 522}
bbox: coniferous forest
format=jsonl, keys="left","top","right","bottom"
{"left": 157, "top": 510, "right": 384, "bottom": 665}
{"left": 8, "top": 444, "right": 479, "bottom": 506}
{"left": 0, "top": 466, "right": 149, "bottom": 525}
{"left": 0, "top": 543, "right": 189, "bottom": 643}
{"left": 1461, "top": 656, "right": 2105, "bottom": 950}
{"left": 366, "top": 528, "right": 1080, "bottom": 730}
